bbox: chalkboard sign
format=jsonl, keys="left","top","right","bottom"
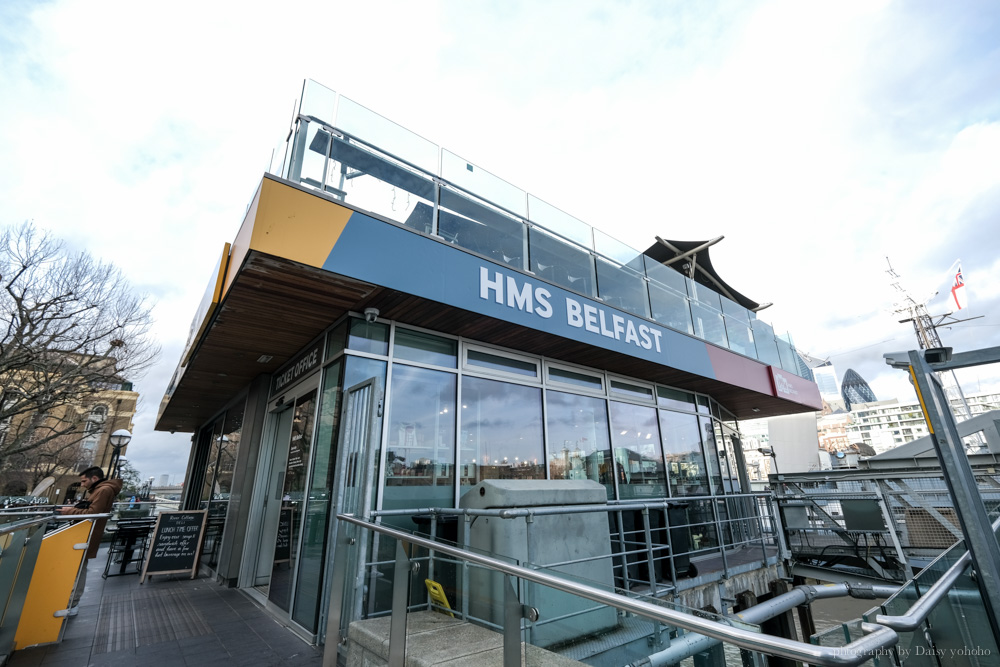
{"left": 140, "top": 510, "right": 208, "bottom": 582}
{"left": 274, "top": 508, "right": 292, "bottom": 563}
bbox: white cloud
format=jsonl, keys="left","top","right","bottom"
{"left": 2, "top": 0, "right": 999, "bottom": 479}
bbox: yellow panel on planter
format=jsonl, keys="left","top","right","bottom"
{"left": 14, "top": 520, "right": 91, "bottom": 649}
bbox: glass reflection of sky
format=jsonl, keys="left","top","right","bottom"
{"left": 610, "top": 401, "right": 666, "bottom": 496}
{"left": 659, "top": 410, "right": 709, "bottom": 496}
{"left": 460, "top": 376, "right": 543, "bottom": 482}
{"left": 546, "top": 390, "right": 612, "bottom": 493}
{"left": 385, "top": 364, "right": 456, "bottom": 483}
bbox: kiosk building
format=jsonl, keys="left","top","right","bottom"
{"left": 157, "top": 80, "right": 822, "bottom": 646}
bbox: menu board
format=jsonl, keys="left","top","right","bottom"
{"left": 140, "top": 510, "right": 208, "bottom": 581}
{"left": 274, "top": 508, "right": 292, "bottom": 563}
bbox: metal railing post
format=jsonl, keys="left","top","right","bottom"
{"left": 461, "top": 514, "right": 471, "bottom": 621}
{"left": 906, "top": 349, "right": 1000, "bottom": 647}
{"left": 523, "top": 512, "right": 536, "bottom": 646}
{"left": 711, "top": 500, "right": 729, "bottom": 577}
{"left": 388, "top": 539, "right": 412, "bottom": 667}
{"left": 641, "top": 507, "right": 663, "bottom": 647}
{"left": 662, "top": 502, "right": 677, "bottom": 588}
{"left": 503, "top": 574, "right": 522, "bottom": 667}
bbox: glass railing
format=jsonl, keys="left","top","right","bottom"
{"left": 808, "top": 516, "right": 1000, "bottom": 666}
{"left": 279, "top": 79, "right": 811, "bottom": 379}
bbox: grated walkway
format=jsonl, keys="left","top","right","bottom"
{"left": 8, "top": 547, "right": 323, "bottom": 667}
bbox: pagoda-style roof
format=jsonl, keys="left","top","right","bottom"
{"left": 643, "top": 236, "right": 766, "bottom": 312}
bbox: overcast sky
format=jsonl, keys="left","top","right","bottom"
{"left": 2, "top": 1, "right": 999, "bottom": 482}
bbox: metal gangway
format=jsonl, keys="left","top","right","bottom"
{"left": 774, "top": 464, "right": 1000, "bottom": 584}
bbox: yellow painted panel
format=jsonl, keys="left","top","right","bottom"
{"left": 223, "top": 179, "right": 264, "bottom": 296}
{"left": 181, "top": 241, "right": 232, "bottom": 367}
{"left": 14, "top": 520, "right": 91, "bottom": 649}
{"left": 250, "top": 178, "right": 352, "bottom": 268}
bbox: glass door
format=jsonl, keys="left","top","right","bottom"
{"left": 268, "top": 388, "right": 318, "bottom": 612}
{"left": 252, "top": 406, "right": 294, "bottom": 589}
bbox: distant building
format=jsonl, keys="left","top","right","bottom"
{"left": 846, "top": 392, "right": 1000, "bottom": 455}
{"left": 0, "top": 382, "right": 137, "bottom": 501}
{"left": 799, "top": 353, "right": 840, "bottom": 401}
{"left": 840, "top": 368, "right": 877, "bottom": 411}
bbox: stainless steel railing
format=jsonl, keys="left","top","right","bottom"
{"left": 330, "top": 513, "right": 900, "bottom": 667}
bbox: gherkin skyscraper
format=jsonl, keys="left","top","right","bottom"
{"left": 841, "top": 368, "right": 877, "bottom": 411}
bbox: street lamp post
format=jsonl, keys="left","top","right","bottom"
{"left": 108, "top": 429, "right": 132, "bottom": 479}
{"left": 757, "top": 447, "right": 779, "bottom": 477}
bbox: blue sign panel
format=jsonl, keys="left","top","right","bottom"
{"left": 323, "top": 210, "right": 716, "bottom": 380}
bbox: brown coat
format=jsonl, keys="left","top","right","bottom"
{"left": 65, "top": 478, "right": 123, "bottom": 559}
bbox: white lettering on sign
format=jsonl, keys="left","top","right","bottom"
{"left": 274, "top": 348, "right": 320, "bottom": 391}
{"left": 480, "top": 268, "right": 552, "bottom": 318}
{"left": 481, "top": 267, "right": 662, "bottom": 354}
{"left": 774, "top": 373, "right": 799, "bottom": 396}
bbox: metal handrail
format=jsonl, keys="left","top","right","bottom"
{"left": 372, "top": 492, "right": 772, "bottom": 520}
{"left": 875, "top": 553, "right": 970, "bottom": 631}
{"left": 338, "top": 513, "right": 896, "bottom": 667}
{"left": 0, "top": 513, "right": 112, "bottom": 537}
{"left": 874, "top": 514, "right": 1000, "bottom": 631}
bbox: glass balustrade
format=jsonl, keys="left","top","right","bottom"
{"left": 287, "top": 79, "right": 811, "bottom": 378}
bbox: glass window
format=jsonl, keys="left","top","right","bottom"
{"left": 211, "top": 404, "right": 245, "bottom": 504}
{"left": 394, "top": 328, "right": 457, "bottom": 368}
{"left": 648, "top": 283, "right": 693, "bottom": 335}
{"left": 441, "top": 150, "right": 526, "bottom": 217}
{"left": 348, "top": 318, "right": 389, "bottom": 355}
{"left": 200, "top": 419, "right": 226, "bottom": 505}
{"left": 691, "top": 302, "right": 728, "bottom": 348}
{"left": 659, "top": 410, "right": 710, "bottom": 497}
{"left": 323, "top": 131, "right": 438, "bottom": 225}
{"left": 725, "top": 318, "right": 756, "bottom": 358}
{"left": 297, "top": 122, "right": 331, "bottom": 190}
{"left": 643, "top": 256, "right": 688, "bottom": 295}
{"left": 527, "top": 195, "right": 593, "bottom": 249}
{"left": 751, "top": 319, "right": 781, "bottom": 367}
{"left": 384, "top": 365, "right": 456, "bottom": 508}
{"left": 291, "top": 360, "right": 342, "bottom": 632}
{"left": 700, "top": 417, "right": 723, "bottom": 494}
{"left": 438, "top": 186, "right": 525, "bottom": 269}
{"left": 657, "top": 387, "right": 697, "bottom": 413}
{"left": 595, "top": 258, "right": 650, "bottom": 318}
{"left": 686, "top": 278, "right": 722, "bottom": 311}
{"left": 335, "top": 95, "right": 439, "bottom": 174}
{"left": 610, "top": 401, "right": 666, "bottom": 499}
{"left": 325, "top": 319, "right": 350, "bottom": 360}
{"left": 459, "top": 376, "right": 544, "bottom": 488}
{"left": 719, "top": 295, "right": 751, "bottom": 324}
{"left": 776, "top": 336, "right": 798, "bottom": 374}
{"left": 466, "top": 348, "right": 538, "bottom": 378}
{"left": 546, "top": 391, "right": 613, "bottom": 498}
{"left": 547, "top": 366, "right": 604, "bottom": 392}
{"left": 720, "top": 425, "right": 743, "bottom": 493}
{"left": 269, "top": 388, "right": 318, "bottom": 612}
{"left": 610, "top": 379, "right": 653, "bottom": 402}
{"left": 528, "top": 226, "right": 596, "bottom": 297}
{"left": 299, "top": 79, "right": 337, "bottom": 124}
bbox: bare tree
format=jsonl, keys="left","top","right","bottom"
{"left": 0, "top": 221, "right": 159, "bottom": 467}
{"left": 0, "top": 433, "right": 85, "bottom": 494}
